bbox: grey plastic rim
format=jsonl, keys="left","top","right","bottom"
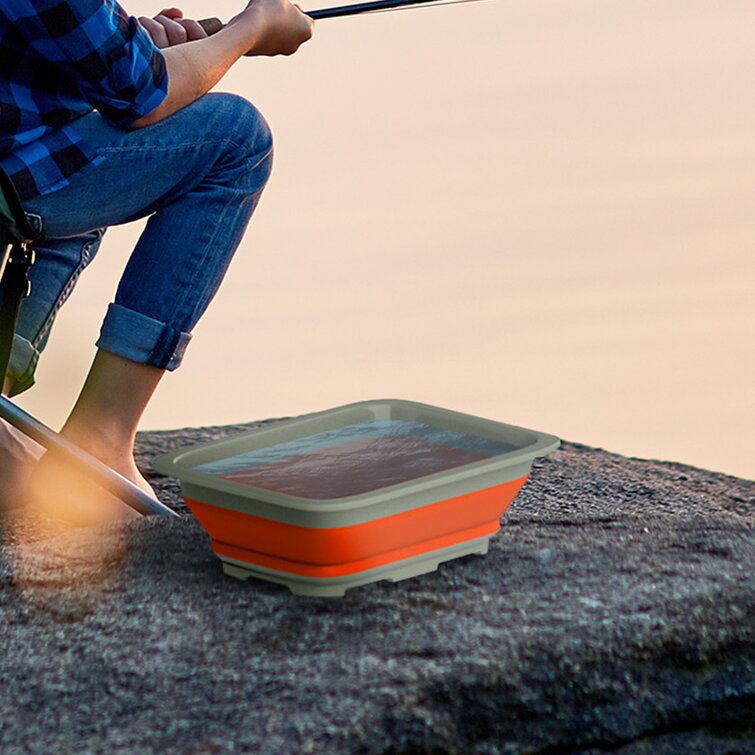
{"left": 152, "top": 398, "right": 560, "bottom": 528}
{"left": 219, "top": 534, "right": 492, "bottom": 597}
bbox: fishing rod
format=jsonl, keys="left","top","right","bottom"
{"left": 304, "top": 0, "right": 477, "bottom": 19}
{"left": 198, "top": 0, "right": 490, "bottom": 35}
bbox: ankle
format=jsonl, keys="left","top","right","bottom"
{"left": 59, "top": 419, "right": 135, "bottom": 460}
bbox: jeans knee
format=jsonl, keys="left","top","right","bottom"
{"left": 208, "top": 93, "right": 274, "bottom": 186}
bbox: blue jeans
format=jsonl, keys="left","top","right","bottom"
{"left": 5, "top": 92, "right": 273, "bottom": 398}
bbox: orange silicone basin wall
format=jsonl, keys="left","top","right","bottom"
{"left": 185, "top": 474, "right": 528, "bottom": 578}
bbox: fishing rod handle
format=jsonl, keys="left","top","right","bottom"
{"left": 197, "top": 0, "right": 444, "bottom": 49}
{"left": 198, "top": 0, "right": 443, "bottom": 34}
{"left": 198, "top": 17, "right": 224, "bottom": 35}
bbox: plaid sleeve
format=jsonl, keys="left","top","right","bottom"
{"left": 7, "top": 0, "right": 168, "bottom": 128}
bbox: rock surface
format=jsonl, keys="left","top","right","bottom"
{"left": 0, "top": 417, "right": 753, "bottom": 754}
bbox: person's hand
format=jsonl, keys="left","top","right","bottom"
{"left": 138, "top": 7, "right": 209, "bottom": 48}
{"left": 230, "top": 0, "right": 314, "bottom": 57}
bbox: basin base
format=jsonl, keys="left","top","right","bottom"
{"left": 219, "top": 534, "right": 492, "bottom": 597}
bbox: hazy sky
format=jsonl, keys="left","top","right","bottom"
{"left": 14, "top": 0, "right": 754, "bottom": 480}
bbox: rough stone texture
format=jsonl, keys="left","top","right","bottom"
{"left": 0, "top": 416, "right": 753, "bottom": 754}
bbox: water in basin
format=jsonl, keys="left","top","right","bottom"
{"left": 193, "top": 419, "right": 521, "bottom": 500}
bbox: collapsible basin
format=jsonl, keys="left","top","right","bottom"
{"left": 153, "top": 399, "right": 560, "bottom": 597}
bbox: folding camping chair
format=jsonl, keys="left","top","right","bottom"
{"left": 0, "top": 166, "right": 175, "bottom": 518}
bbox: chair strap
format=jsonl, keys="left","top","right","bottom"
{"left": 0, "top": 164, "right": 35, "bottom": 244}
{"left": 0, "top": 242, "right": 34, "bottom": 386}
{"left": 0, "top": 165, "right": 36, "bottom": 388}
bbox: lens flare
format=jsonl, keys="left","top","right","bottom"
{"left": 4, "top": 448, "right": 140, "bottom": 614}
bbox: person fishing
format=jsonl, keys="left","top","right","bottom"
{"left": 0, "top": 0, "right": 313, "bottom": 521}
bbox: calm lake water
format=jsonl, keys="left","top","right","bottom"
{"left": 13, "top": 0, "right": 754, "bottom": 480}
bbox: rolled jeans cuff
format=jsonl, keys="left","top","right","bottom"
{"left": 5, "top": 334, "right": 40, "bottom": 398}
{"left": 95, "top": 302, "right": 192, "bottom": 371}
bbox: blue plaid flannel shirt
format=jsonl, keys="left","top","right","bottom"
{"left": 0, "top": 0, "right": 168, "bottom": 201}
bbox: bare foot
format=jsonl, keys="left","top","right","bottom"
{"left": 21, "top": 426, "right": 153, "bottom": 532}
{"left": 0, "top": 418, "right": 45, "bottom": 512}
